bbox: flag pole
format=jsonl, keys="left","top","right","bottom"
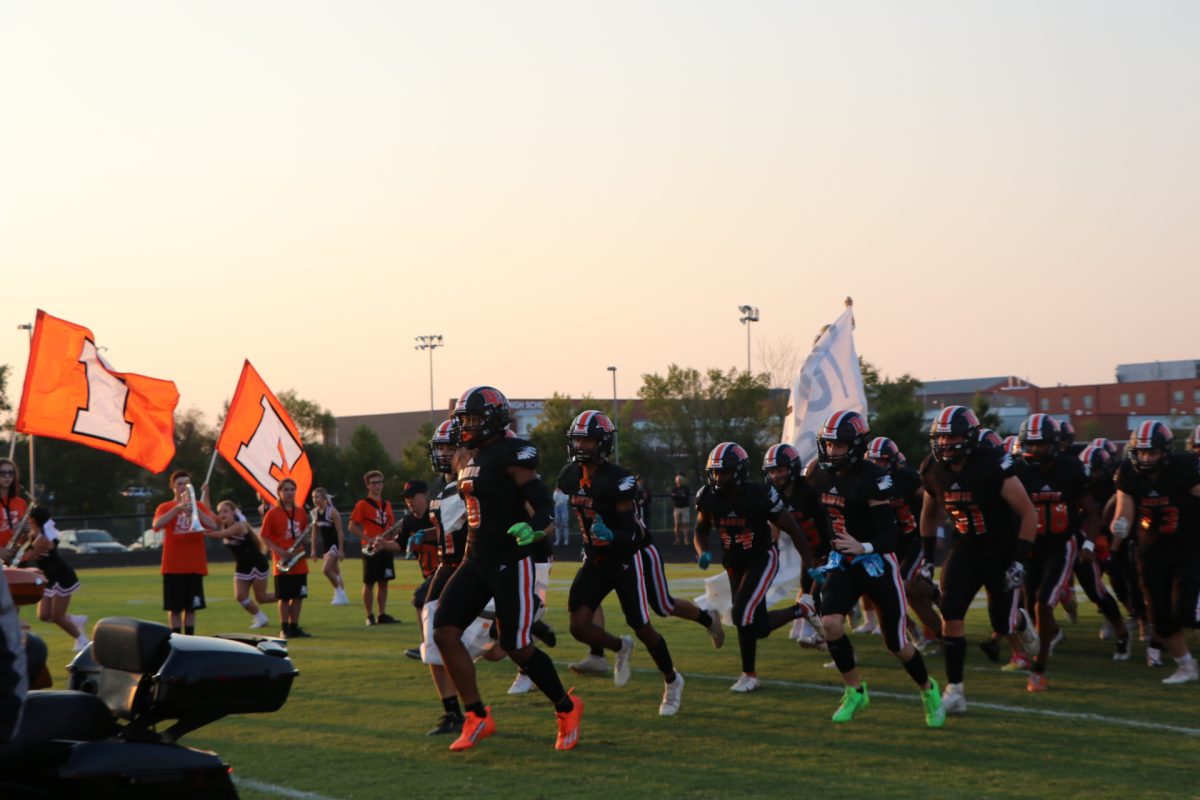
{"left": 203, "top": 446, "right": 220, "bottom": 488}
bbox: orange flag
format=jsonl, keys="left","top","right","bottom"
{"left": 217, "top": 361, "right": 312, "bottom": 504}
{"left": 16, "top": 310, "right": 179, "bottom": 473}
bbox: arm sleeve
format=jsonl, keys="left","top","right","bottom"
{"left": 521, "top": 478, "right": 555, "bottom": 531}
{"left": 868, "top": 502, "right": 899, "bottom": 555}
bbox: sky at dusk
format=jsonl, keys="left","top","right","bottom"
{"left": 3, "top": 2, "right": 1197, "bottom": 424}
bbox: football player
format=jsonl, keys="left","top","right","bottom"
{"left": 1112, "top": 421, "right": 1200, "bottom": 684}
{"left": 432, "top": 387, "right": 583, "bottom": 750}
{"left": 920, "top": 406, "right": 1038, "bottom": 713}
{"left": 694, "top": 442, "right": 813, "bottom": 693}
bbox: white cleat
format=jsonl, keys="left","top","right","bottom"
{"left": 941, "top": 682, "right": 967, "bottom": 715}
{"left": 730, "top": 673, "right": 759, "bottom": 693}
{"left": 853, "top": 621, "right": 881, "bottom": 635}
{"left": 507, "top": 672, "right": 534, "bottom": 695}
{"left": 1162, "top": 660, "right": 1199, "bottom": 685}
{"left": 568, "top": 653, "right": 610, "bottom": 675}
{"left": 659, "top": 673, "right": 684, "bottom": 716}
{"left": 1147, "top": 647, "right": 1164, "bottom": 668}
{"left": 706, "top": 612, "right": 725, "bottom": 649}
{"left": 614, "top": 635, "right": 635, "bottom": 687}
{"left": 250, "top": 612, "right": 270, "bottom": 629}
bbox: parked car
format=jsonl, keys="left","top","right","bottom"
{"left": 57, "top": 529, "right": 130, "bottom": 554}
{"left": 120, "top": 486, "right": 156, "bottom": 499}
{"left": 128, "top": 529, "right": 164, "bottom": 551}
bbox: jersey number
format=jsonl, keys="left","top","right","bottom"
{"left": 1035, "top": 503, "right": 1069, "bottom": 536}
{"left": 948, "top": 505, "right": 987, "bottom": 535}
{"left": 460, "top": 479, "right": 481, "bottom": 529}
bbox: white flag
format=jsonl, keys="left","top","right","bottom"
{"left": 782, "top": 306, "right": 868, "bottom": 464}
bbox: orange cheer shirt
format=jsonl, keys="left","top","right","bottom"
{"left": 261, "top": 504, "right": 311, "bottom": 576}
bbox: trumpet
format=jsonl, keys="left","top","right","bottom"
{"left": 2, "top": 500, "right": 37, "bottom": 566}
{"left": 278, "top": 508, "right": 317, "bottom": 574}
{"left": 183, "top": 482, "right": 203, "bottom": 532}
{"left": 363, "top": 517, "right": 404, "bottom": 557}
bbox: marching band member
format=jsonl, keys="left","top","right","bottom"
{"left": 260, "top": 478, "right": 312, "bottom": 639}
{"left": 153, "top": 470, "right": 218, "bottom": 635}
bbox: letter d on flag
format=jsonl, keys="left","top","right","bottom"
{"left": 217, "top": 361, "right": 313, "bottom": 504}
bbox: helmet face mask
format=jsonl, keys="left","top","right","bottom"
{"left": 865, "top": 437, "right": 903, "bottom": 472}
{"left": 762, "top": 443, "right": 802, "bottom": 488}
{"left": 1018, "top": 414, "right": 1059, "bottom": 468}
{"left": 428, "top": 419, "right": 459, "bottom": 473}
{"left": 1128, "top": 420, "right": 1172, "bottom": 474}
{"left": 453, "top": 386, "right": 511, "bottom": 449}
{"left": 817, "top": 410, "right": 870, "bottom": 470}
{"left": 1058, "top": 420, "right": 1076, "bottom": 453}
{"left": 706, "top": 442, "right": 749, "bottom": 494}
{"left": 930, "top": 406, "right": 981, "bottom": 465}
{"left": 566, "top": 411, "right": 616, "bottom": 464}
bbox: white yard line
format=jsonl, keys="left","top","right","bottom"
{"left": 233, "top": 776, "right": 342, "bottom": 800}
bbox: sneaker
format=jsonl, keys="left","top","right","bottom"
{"left": 1018, "top": 609, "right": 1040, "bottom": 654}
{"left": 1113, "top": 635, "right": 1131, "bottom": 662}
{"left": 614, "top": 635, "right": 635, "bottom": 687}
{"left": 405, "top": 647, "right": 422, "bottom": 660}
{"left": 1097, "top": 620, "right": 1114, "bottom": 640}
{"left": 918, "top": 637, "right": 941, "bottom": 656}
{"left": 427, "top": 713, "right": 464, "bottom": 736}
{"left": 659, "top": 673, "right": 684, "bottom": 716}
{"left": 1048, "top": 628, "right": 1066, "bottom": 655}
{"left": 1001, "top": 653, "right": 1031, "bottom": 672}
{"left": 941, "top": 682, "right": 967, "bottom": 715}
{"left": 706, "top": 611, "right": 725, "bottom": 649}
{"left": 74, "top": 634, "right": 90, "bottom": 653}
{"left": 1147, "top": 646, "right": 1164, "bottom": 667}
{"left": 250, "top": 612, "right": 270, "bottom": 629}
{"left": 853, "top": 621, "right": 880, "bottom": 635}
{"left": 568, "top": 653, "right": 609, "bottom": 675}
{"left": 730, "top": 673, "right": 759, "bottom": 693}
{"left": 1027, "top": 672, "right": 1048, "bottom": 693}
{"left": 831, "top": 683, "right": 869, "bottom": 723}
{"left": 921, "top": 679, "right": 946, "bottom": 728}
{"left": 70, "top": 614, "right": 88, "bottom": 635}
{"left": 332, "top": 588, "right": 350, "bottom": 606}
{"left": 532, "top": 620, "right": 557, "bottom": 648}
{"left": 507, "top": 672, "right": 534, "bottom": 695}
{"left": 979, "top": 637, "right": 1001, "bottom": 662}
{"left": 290, "top": 626, "right": 312, "bottom": 638}
{"left": 554, "top": 691, "right": 584, "bottom": 751}
{"left": 449, "top": 708, "right": 496, "bottom": 751}
{"left": 365, "top": 614, "right": 376, "bottom": 626}
{"left": 377, "top": 614, "right": 397, "bottom": 624}
{"left": 1162, "top": 660, "right": 1199, "bottom": 685}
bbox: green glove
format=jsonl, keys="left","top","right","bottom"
{"left": 507, "top": 522, "right": 544, "bottom": 546}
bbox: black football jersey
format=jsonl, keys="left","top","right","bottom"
{"left": 458, "top": 436, "right": 543, "bottom": 560}
{"left": 808, "top": 460, "right": 895, "bottom": 553}
{"left": 696, "top": 481, "right": 784, "bottom": 567}
{"left": 1114, "top": 452, "right": 1200, "bottom": 565}
{"left": 1013, "top": 454, "right": 1089, "bottom": 542}
{"left": 400, "top": 510, "right": 430, "bottom": 548}
{"left": 430, "top": 480, "right": 468, "bottom": 563}
{"left": 557, "top": 461, "right": 642, "bottom": 559}
{"left": 778, "top": 476, "right": 831, "bottom": 557}
{"left": 920, "top": 447, "right": 1020, "bottom": 559}
{"left": 891, "top": 465, "right": 924, "bottom": 538}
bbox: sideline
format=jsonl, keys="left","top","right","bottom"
{"left": 586, "top": 665, "right": 1200, "bottom": 737}
{"left": 233, "top": 776, "right": 342, "bottom": 800}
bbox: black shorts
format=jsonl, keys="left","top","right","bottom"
{"left": 897, "top": 536, "right": 925, "bottom": 583}
{"left": 821, "top": 553, "right": 910, "bottom": 652}
{"left": 1027, "top": 537, "right": 1076, "bottom": 608}
{"left": 412, "top": 574, "right": 433, "bottom": 610}
{"left": 162, "top": 573, "right": 206, "bottom": 613}
{"left": 639, "top": 543, "right": 676, "bottom": 617}
{"left": 1139, "top": 555, "right": 1200, "bottom": 638}
{"left": 362, "top": 551, "right": 395, "bottom": 585}
{"left": 423, "top": 561, "right": 461, "bottom": 607}
{"left": 568, "top": 555, "right": 651, "bottom": 629}
{"left": 727, "top": 547, "right": 780, "bottom": 638}
{"left": 274, "top": 572, "right": 309, "bottom": 601}
{"left": 319, "top": 529, "right": 339, "bottom": 555}
{"left": 939, "top": 544, "right": 1020, "bottom": 635}
{"left": 433, "top": 555, "right": 539, "bottom": 652}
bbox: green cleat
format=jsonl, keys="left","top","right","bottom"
{"left": 832, "top": 682, "right": 869, "bottom": 723}
{"left": 922, "top": 678, "right": 946, "bottom": 728}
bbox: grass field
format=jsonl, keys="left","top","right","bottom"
{"left": 23, "top": 562, "right": 1200, "bottom": 800}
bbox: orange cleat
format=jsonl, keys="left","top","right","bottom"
{"left": 1026, "top": 673, "right": 1047, "bottom": 693}
{"left": 449, "top": 708, "right": 495, "bottom": 751}
{"left": 554, "top": 690, "right": 584, "bottom": 751}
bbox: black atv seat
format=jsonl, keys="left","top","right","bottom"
{"left": 92, "top": 617, "right": 172, "bottom": 674}
{"left": 0, "top": 690, "right": 116, "bottom": 767}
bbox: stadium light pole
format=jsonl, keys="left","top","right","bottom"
{"left": 414, "top": 335, "right": 444, "bottom": 425}
{"left": 607, "top": 365, "right": 619, "bottom": 462}
{"left": 16, "top": 322, "right": 34, "bottom": 498}
{"left": 738, "top": 305, "right": 759, "bottom": 374}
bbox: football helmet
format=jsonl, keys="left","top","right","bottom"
{"left": 977, "top": 428, "right": 1003, "bottom": 450}
{"left": 1128, "top": 420, "right": 1173, "bottom": 473}
{"left": 706, "top": 442, "right": 750, "bottom": 492}
{"left": 1079, "top": 443, "right": 1112, "bottom": 481}
{"left": 817, "top": 410, "right": 870, "bottom": 469}
{"left": 1003, "top": 435, "right": 1020, "bottom": 456}
{"left": 1058, "top": 419, "right": 1076, "bottom": 453}
{"left": 453, "top": 386, "right": 511, "bottom": 448}
{"left": 865, "top": 437, "right": 905, "bottom": 471}
{"left": 763, "top": 443, "right": 804, "bottom": 484}
{"left": 1091, "top": 437, "right": 1119, "bottom": 457}
{"left": 929, "top": 405, "right": 981, "bottom": 464}
{"left": 1018, "top": 413, "right": 1060, "bottom": 467}
{"left": 428, "top": 418, "right": 459, "bottom": 473}
{"left": 567, "top": 410, "right": 616, "bottom": 464}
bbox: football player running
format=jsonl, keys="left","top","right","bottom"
{"left": 1112, "top": 421, "right": 1200, "bottom": 685}
{"left": 920, "top": 406, "right": 1038, "bottom": 714}
{"left": 432, "top": 387, "right": 583, "bottom": 750}
{"left": 809, "top": 413, "right": 945, "bottom": 727}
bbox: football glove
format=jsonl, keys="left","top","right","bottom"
{"left": 590, "top": 517, "right": 614, "bottom": 543}
{"left": 507, "top": 522, "right": 544, "bottom": 546}
{"left": 698, "top": 550, "right": 714, "bottom": 570}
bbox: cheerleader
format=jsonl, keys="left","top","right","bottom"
{"left": 25, "top": 507, "right": 88, "bottom": 652}
{"left": 216, "top": 500, "right": 275, "bottom": 629}
{"left": 310, "top": 487, "right": 349, "bottom": 605}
